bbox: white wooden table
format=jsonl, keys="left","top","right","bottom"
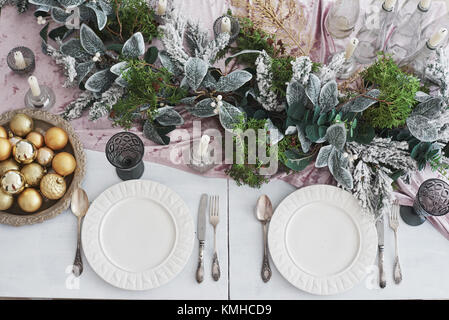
{"left": 0, "top": 149, "right": 449, "bottom": 300}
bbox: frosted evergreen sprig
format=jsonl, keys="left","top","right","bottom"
{"left": 199, "top": 32, "right": 230, "bottom": 65}
{"left": 255, "top": 50, "right": 284, "bottom": 112}
{"left": 62, "top": 91, "right": 96, "bottom": 120}
{"left": 426, "top": 47, "right": 449, "bottom": 105}
{"left": 46, "top": 43, "right": 77, "bottom": 87}
{"left": 88, "top": 84, "right": 126, "bottom": 121}
{"left": 318, "top": 52, "right": 345, "bottom": 85}
{"left": 291, "top": 56, "right": 313, "bottom": 85}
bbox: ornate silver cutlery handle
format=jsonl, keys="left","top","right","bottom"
{"left": 378, "top": 245, "right": 386, "bottom": 288}
{"left": 393, "top": 231, "right": 402, "bottom": 284}
{"left": 261, "top": 222, "right": 272, "bottom": 282}
{"left": 196, "top": 241, "right": 205, "bottom": 283}
{"left": 72, "top": 217, "right": 83, "bottom": 277}
{"left": 212, "top": 252, "right": 220, "bottom": 281}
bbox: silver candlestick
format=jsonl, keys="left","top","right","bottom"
{"left": 24, "top": 85, "right": 56, "bottom": 110}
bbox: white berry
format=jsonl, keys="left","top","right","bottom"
{"left": 217, "top": 101, "right": 223, "bottom": 107}
{"left": 210, "top": 102, "right": 216, "bottom": 108}
{"left": 217, "top": 95, "right": 223, "bottom": 101}
{"left": 95, "top": 52, "right": 101, "bottom": 57}
{"left": 213, "top": 107, "right": 220, "bottom": 114}
{"left": 92, "top": 56, "right": 99, "bottom": 62}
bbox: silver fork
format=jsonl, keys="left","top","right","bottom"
{"left": 389, "top": 200, "right": 402, "bottom": 284}
{"left": 209, "top": 195, "right": 220, "bottom": 281}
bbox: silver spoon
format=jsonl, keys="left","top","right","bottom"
{"left": 255, "top": 194, "right": 273, "bottom": 283}
{"left": 71, "top": 187, "right": 89, "bottom": 277}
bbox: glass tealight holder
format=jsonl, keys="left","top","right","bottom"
{"left": 7, "top": 46, "right": 35, "bottom": 75}
{"left": 213, "top": 15, "right": 240, "bottom": 43}
{"left": 24, "top": 85, "right": 56, "bottom": 110}
{"left": 325, "top": 0, "right": 360, "bottom": 39}
{"left": 106, "top": 132, "right": 145, "bottom": 181}
{"left": 401, "top": 178, "right": 449, "bottom": 226}
{"left": 187, "top": 146, "right": 215, "bottom": 174}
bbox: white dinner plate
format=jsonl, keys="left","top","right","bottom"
{"left": 82, "top": 180, "right": 194, "bottom": 290}
{"left": 268, "top": 185, "right": 377, "bottom": 295}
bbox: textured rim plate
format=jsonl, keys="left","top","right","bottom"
{"left": 82, "top": 180, "right": 194, "bottom": 291}
{"left": 268, "top": 185, "right": 377, "bottom": 295}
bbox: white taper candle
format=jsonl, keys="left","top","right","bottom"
{"left": 221, "top": 17, "right": 232, "bottom": 34}
{"left": 345, "top": 38, "right": 359, "bottom": 60}
{"left": 27, "top": 76, "right": 41, "bottom": 97}
{"left": 383, "top": 0, "right": 397, "bottom": 11}
{"left": 14, "top": 51, "right": 26, "bottom": 69}
{"left": 429, "top": 27, "right": 448, "bottom": 48}
{"left": 198, "top": 135, "right": 210, "bottom": 159}
{"left": 156, "top": 0, "right": 167, "bottom": 16}
{"left": 419, "top": 0, "right": 431, "bottom": 10}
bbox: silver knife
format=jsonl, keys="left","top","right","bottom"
{"left": 376, "top": 215, "right": 386, "bottom": 288}
{"left": 196, "top": 194, "right": 208, "bottom": 283}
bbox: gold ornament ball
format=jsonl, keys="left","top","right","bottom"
{"left": 45, "top": 127, "right": 68, "bottom": 151}
{"left": 0, "top": 158, "right": 19, "bottom": 176}
{"left": 9, "top": 113, "right": 34, "bottom": 137}
{"left": 9, "top": 136, "right": 21, "bottom": 146}
{"left": 1, "top": 169, "right": 26, "bottom": 195}
{"left": 13, "top": 139, "right": 37, "bottom": 164}
{"left": 0, "top": 189, "right": 13, "bottom": 211}
{"left": 21, "top": 163, "right": 45, "bottom": 187}
{"left": 0, "top": 126, "right": 7, "bottom": 139}
{"left": 40, "top": 173, "right": 66, "bottom": 200}
{"left": 36, "top": 147, "right": 54, "bottom": 167}
{"left": 26, "top": 131, "right": 44, "bottom": 149}
{"left": 52, "top": 152, "right": 76, "bottom": 176}
{"left": 18, "top": 188, "right": 42, "bottom": 213}
{"left": 0, "top": 137, "right": 12, "bottom": 161}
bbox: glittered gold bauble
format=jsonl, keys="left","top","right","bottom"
{"left": 18, "top": 188, "right": 42, "bottom": 213}
{"left": 9, "top": 113, "right": 33, "bottom": 137}
{"left": 26, "top": 131, "right": 44, "bottom": 149}
{"left": 40, "top": 173, "right": 66, "bottom": 200}
{"left": 1, "top": 169, "right": 26, "bottom": 195}
{"left": 36, "top": 147, "right": 54, "bottom": 167}
{"left": 21, "top": 163, "right": 45, "bottom": 187}
{"left": 13, "top": 139, "right": 37, "bottom": 164}
{"left": 0, "top": 158, "right": 19, "bottom": 176}
{"left": 44, "top": 127, "right": 68, "bottom": 151}
{"left": 52, "top": 152, "right": 76, "bottom": 176}
{"left": 0, "top": 189, "right": 13, "bottom": 211}
{"left": 0, "top": 137, "right": 12, "bottom": 161}
{"left": 9, "top": 136, "right": 21, "bottom": 146}
{"left": 0, "top": 126, "right": 7, "bottom": 139}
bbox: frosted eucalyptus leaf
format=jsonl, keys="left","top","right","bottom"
{"left": 179, "top": 96, "right": 197, "bottom": 105}
{"left": 110, "top": 62, "right": 129, "bottom": 76}
{"left": 155, "top": 107, "right": 184, "bottom": 126}
{"left": 328, "top": 149, "right": 353, "bottom": 189}
{"left": 80, "top": 24, "right": 105, "bottom": 55}
{"left": 315, "top": 145, "right": 333, "bottom": 168}
{"left": 114, "top": 74, "right": 128, "bottom": 87}
{"left": 201, "top": 72, "right": 218, "bottom": 90}
{"left": 296, "top": 125, "right": 311, "bottom": 153}
{"left": 305, "top": 74, "right": 321, "bottom": 106}
{"left": 285, "top": 126, "right": 297, "bottom": 135}
{"left": 60, "top": 39, "right": 91, "bottom": 60}
{"left": 122, "top": 32, "right": 145, "bottom": 58}
{"left": 84, "top": 2, "right": 107, "bottom": 30}
{"left": 187, "top": 98, "right": 216, "bottom": 117}
{"left": 283, "top": 151, "right": 313, "bottom": 172}
{"left": 265, "top": 119, "right": 284, "bottom": 145}
{"left": 326, "top": 123, "right": 347, "bottom": 150}
{"left": 185, "top": 57, "right": 208, "bottom": 91}
{"left": 319, "top": 80, "right": 338, "bottom": 113}
{"left": 28, "top": 0, "right": 59, "bottom": 7}
{"left": 219, "top": 101, "right": 244, "bottom": 132}
{"left": 341, "top": 89, "right": 380, "bottom": 113}
{"left": 75, "top": 61, "right": 94, "bottom": 82}
{"left": 85, "top": 69, "right": 116, "bottom": 93}
{"left": 286, "top": 81, "right": 308, "bottom": 120}
{"left": 98, "top": 0, "right": 113, "bottom": 15}
{"left": 215, "top": 70, "right": 252, "bottom": 92}
{"left": 51, "top": 7, "right": 71, "bottom": 23}
{"left": 58, "top": 0, "right": 85, "bottom": 8}
{"left": 407, "top": 115, "right": 439, "bottom": 142}
{"left": 143, "top": 120, "right": 171, "bottom": 145}
{"left": 415, "top": 91, "right": 431, "bottom": 102}
{"left": 411, "top": 97, "right": 444, "bottom": 118}
{"left": 159, "top": 51, "right": 179, "bottom": 75}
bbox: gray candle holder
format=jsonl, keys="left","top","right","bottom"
{"left": 7, "top": 46, "right": 35, "bottom": 75}
{"left": 213, "top": 15, "right": 240, "bottom": 43}
{"left": 187, "top": 145, "right": 215, "bottom": 173}
{"left": 24, "top": 85, "right": 56, "bottom": 110}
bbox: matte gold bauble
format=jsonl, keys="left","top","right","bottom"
{"left": 9, "top": 113, "right": 33, "bottom": 137}
{"left": 13, "top": 139, "right": 37, "bottom": 164}
{"left": 21, "top": 163, "right": 45, "bottom": 187}
{"left": 18, "top": 188, "right": 42, "bottom": 213}
{"left": 26, "top": 131, "right": 44, "bottom": 149}
{"left": 52, "top": 152, "right": 76, "bottom": 176}
{"left": 1, "top": 169, "right": 26, "bottom": 195}
{"left": 45, "top": 127, "right": 68, "bottom": 151}
{"left": 40, "top": 173, "right": 66, "bottom": 200}
{"left": 36, "top": 147, "right": 54, "bottom": 167}
{"left": 0, "top": 137, "right": 12, "bottom": 161}
{"left": 0, "top": 126, "right": 7, "bottom": 139}
{"left": 0, "top": 189, "right": 13, "bottom": 211}
{"left": 0, "top": 158, "right": 19, "bottom": 176}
